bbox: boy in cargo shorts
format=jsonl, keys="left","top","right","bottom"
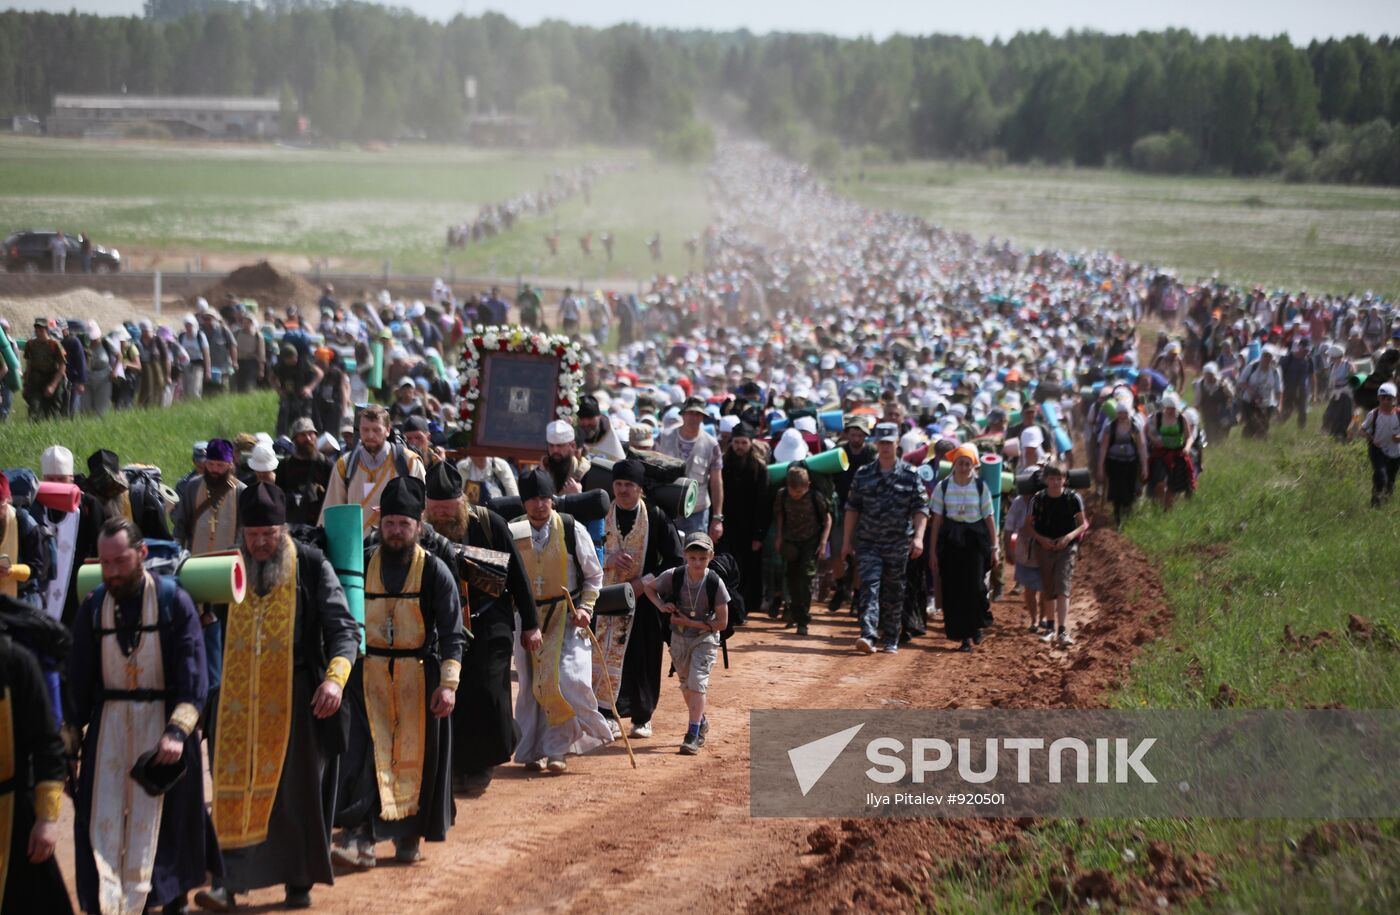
{"left": 646, "top": 532, "right": 729, "bottom": 755}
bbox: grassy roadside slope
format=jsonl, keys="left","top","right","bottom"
{"left": 924, "top": 422, "right": 1400, "bottom": 912}
{"left": 0, "top": 391, "right": 277, "bottom": 480}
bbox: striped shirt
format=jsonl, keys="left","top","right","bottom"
{"left": 929, "top": 477, "right": 993, "bottom": 524}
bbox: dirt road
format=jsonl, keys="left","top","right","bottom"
{"left": 54, "top": 522, "right": 1163, "bottom": 913}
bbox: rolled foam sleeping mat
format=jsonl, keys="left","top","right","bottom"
{"left": 769, "top": 417, "right": 790, "bottom": 435}
{"left": 370, "top": 341, "right": 385, "bottom": 391}
{"left": 592, "top": 582, "right": 636, "bottom": 617}
{"left": 767, "top": 446, "right": 849, "bottom": 483}
{"left": 903, "top": 443, "right": 929, "bottom": 466}
{"left": 974, "top": 409, "right": 1021, "bottom": 430}
{"left": 1014, "top": 467, "right": 1092, "bottom": 495}
{"left": 176, "top": 552, "right": 248, "bottom": 604}
{"left": 0, "top": 325, "right": 20, "bottom": 392}
{"left": 1040, "top": 400, "right": 1074, "bottom": 455}
{"left": 652, "top": 479, "right": 698, "bottom": 519}
{"left": 980, "top": 453, "right": 1005, "bottom": 527}
{"left": 76, "top": 553, "right": 247, "bottom": 604}
{"left": 37, "top": 481, "right": 82, "bottom": 513}
{"left": 322, "top": 503, "right": 366, "bottom": 651}
{"left": 936, "top": 461, "right": 1015, "bottom": 491}
{"left": 820, "top": 410, "right": 844, "bottom": 432}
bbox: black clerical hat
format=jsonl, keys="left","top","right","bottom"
{"left": 611, "top": 458, "right": 645, "bottom": 485}
{"left": 381, "top": 476, "right": 426, "bottom": 519}
{"left": 425, "top": 461, "right": 463, "bottom": 500}
{"left": 130, "top": 748, "right": 186, "bottom": 797}
{"left": 518, "top": 468, "right": 555, "bottom": 502}
{"left": 239, "top": 481, "right": 287, "bottom": 527}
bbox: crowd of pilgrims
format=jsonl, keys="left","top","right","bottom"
{"left": 2, "top": 142, "right": 1398, "bottom": 913}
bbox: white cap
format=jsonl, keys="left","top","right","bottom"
{"left": 1019, "top": 426, "right": 1045, "bottom": 453}
{"left": 545, "top": 419, "right": 575, "bottom": 445}
{"left": 1380, "top": 382, "right": 1397, "bottom": 397}
{"left": 248, "top": 443, "right": 279, "bottom": 472}
{"left": 317, "top": 432, "right": 341, "bottom": 453}
{"left": 793, "top": 415, "right": 818, "bottom": 434}
{"left": 41, "top": 445, "right": 74, "bottom": 476}
{"left": 254, "top": 432, "right": 274, "bottom": 447}
{"left": 719, "top": 415, "right": 740, "bottom": 434}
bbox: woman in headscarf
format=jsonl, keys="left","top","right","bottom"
{"left": 927, "top": 445, "right": 999, "bottom": 653}
{"left": 1096, "top": 395, "right": 1148, "bottom": 527}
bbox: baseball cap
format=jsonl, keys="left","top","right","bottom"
{"left": 683, "top": 531, "right": 714, "bottom": 552}
{"left": 872, "top": 422, "right": 900, "bottom": 443}
{"left": 1380, "top": 382, "right": 1397, "bottom": 398}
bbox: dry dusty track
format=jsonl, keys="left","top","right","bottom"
{"left": 55, "top": 520, "right": 1166, "bottom": 913}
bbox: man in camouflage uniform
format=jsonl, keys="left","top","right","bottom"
{"left": 839, "top": 423, "right": 928, "bottom": 655}
{"left": 22, "top": 317, "right": 67, "bottom": 422}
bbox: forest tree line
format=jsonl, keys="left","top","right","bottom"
{"left": 1, "top": 2, "right": 1398, "bottom": 183}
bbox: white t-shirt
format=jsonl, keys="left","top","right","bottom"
{"left": 1364, "top": 409, "right": 1400, "bottom": 459}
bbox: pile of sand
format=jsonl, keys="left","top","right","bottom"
{"left": 195, "top": 261, "right": 321, "bottom": 314}
{"left": 0, "top": 288, "right": 156, "bottom": 333}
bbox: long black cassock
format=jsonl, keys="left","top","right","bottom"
{"left": 213, "top": 541, "right": 360, "bottom": 894}
{"left": 336, "top": 545, "right": 464, "bottom": 842}
{"left": 0, "top": 630, "right": 71, "bottom": 915}
{"left": 445, "top": 508, "right": 538, "bottom": 778}
{"left": 70, "top": 573, "right": 220, "bottom": 914}
{"left": 606, "top": 501, "right": 681, "bottom": 728}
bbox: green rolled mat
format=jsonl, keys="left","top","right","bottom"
{"left": 0, "top": 325, "right": 20, "bottom": 392}
{"left": 177, "top": 552, "right": 248, "bottom": 604}
{"left": 323, "top": 503, "right": 366, "bottom": 651}
{"left": 767, "top": 447, "right": 850, "bottom": 483}
{"left": 370, "top": 341, "right": 385, "bottom": 392}
{"left": 76, "top": 553, "right": 246, "bottom": 603}
{"left": 428, "top": 352, "right": 446, "bottom": 379}
{"left": 974, "top": 410, "right": 1021, "bottom": 430}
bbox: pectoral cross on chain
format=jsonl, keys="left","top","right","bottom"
{"left": 533, "top": 574, "right": 546, "bottom": 596}
{"left": 384, "top": 612, "right": 395, "bottom": 647}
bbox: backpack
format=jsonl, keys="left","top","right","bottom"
{"left": 341, "top": 443, "right": 411, "bottom": 487}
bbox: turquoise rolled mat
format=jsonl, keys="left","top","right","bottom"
{"left": 323, "top": 503, "right": 366, "bottom": 651}
{"left": 819, "top": 410, "right": 844, "bottom": 432}
{"left": 369, "top": 341, "right": 385, "bottom": 392}
{"left": 936, "top": 461, "right": 1015, "bottom": 491}
{"left": 0, "top": 325, "right": 20, "bottom": 392}
{"left": 769, "top": 416, "right": 790, "bottom": 435}
{"left": 980, "top": 453, "right": 1004, "bottom": 527}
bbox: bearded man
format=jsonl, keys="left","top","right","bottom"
{"left": 421, "top": 462, "right": 540, "bottom": 796}
{"left": 275, "top": 417, "right": 332, "bottom": 525}
{"left": 537, "top": 420, "right": 589, "bottom": 496}
{"left": 70, "top": 518, "right": 217, "bottom": 915}
{"left": 194, "top": 482, "right": 359, "bottom": 912}
{"left": 597, "top": 459, "right": 681, "bottom": 740}
{"left": 334, "top": 477, "right": 463, "bottom": 869}
{"left": 718, "top": 422, "right": 768, "bottom": 622}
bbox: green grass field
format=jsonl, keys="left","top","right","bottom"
{"left": 0, "top": 391, "right": 276, "bottom": 481}
{"left": 844, "top": 161, "right": 1400, "bottom": 299}
{"left": 0, "top": 136, "right": 710, "bottom": 279}
{"left": 923, "top": 421, "right": 1400, "bottom": 912}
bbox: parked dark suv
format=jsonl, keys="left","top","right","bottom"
{"left": 3, "top": 230, "right": 122, "bottom": 273}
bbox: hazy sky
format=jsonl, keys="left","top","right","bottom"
{"left": 8, "top": 0, "right": 1399, "bottom": 43}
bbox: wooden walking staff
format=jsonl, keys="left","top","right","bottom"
{"left": 569, "top": 589, "right": 637, "bottom": 769}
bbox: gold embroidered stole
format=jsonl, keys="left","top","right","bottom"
{"left": 191, "top": 479, "right": 239, "bottom": 555}
{"left": 0, "top": 505, "right": 15, "bottom": 599}
{"left": 593, "top": 500, "right": 647, "bottom": 708}
{"left": 363, "top": 545, "right": 427, "bottom": 821}
{"left": 341, "top": 452, "right": 398, "bottom": 534}
{"left": 212, "top": 539, "right": 297, "bottom": 848}
{"left": 511, "top": 515, "right": 574, "bottom": 726}
{"left": 0, "top": 685, "right": 12, "bottom": 902}
{"left": 91, "top": 574, "right": 166, "bottom": 915}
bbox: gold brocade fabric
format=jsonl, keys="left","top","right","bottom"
{"left": 211, "top": 539, "right": 297, "bottom": 848}
{"left": 594, "top": 500, "right": 647, "bottom": 709}
{"left": 0, "top": 690, "right": 13, "bottom": 904}
{"left": 512, "top": 514, "right": 575, "bottom": 727}
{"left": 0, "top": 505, "right": 16, "bottom": 600}
{"left": 363, "top": 546, "right": 427, "bottom": 821}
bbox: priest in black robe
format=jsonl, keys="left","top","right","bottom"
{"left": 599, "top": 459, "right": 681, "bottom": 738}
{"left": 421, "top": 461, "right": 539, "bottom": 796}
{"left": 334, "top": 477, "right": 464, "bottom": 868}
{"left": 70, "top": 517, "right": 219, "bottom": 915}
{"left": 193, "top": 482, "right": 360, "bottom": 912}
{"left": 0, "top": 625, "right": 71, "bottom": 915}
